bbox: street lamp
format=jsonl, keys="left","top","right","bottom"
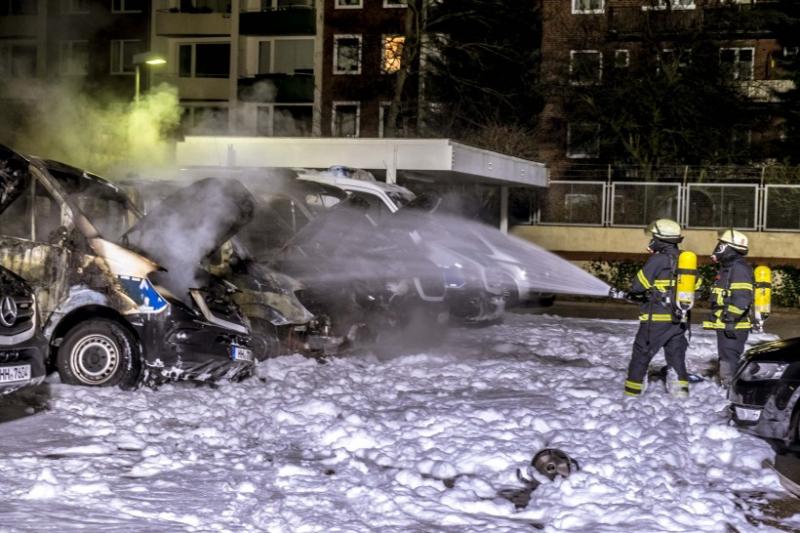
{"left": 133, "top": 51, "right": 167, "bottom": 103}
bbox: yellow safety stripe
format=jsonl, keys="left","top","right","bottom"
{"left": 677, "top": 380, "right": 689, "bottom": 386}
{"left": 702, "top": 320, "right": 752, "bottom": 330}
{"left": 624, "top": 380, "right": 643, "bottom": 390}
{"left": 653, "top": 280, "right": 674, "bottom": 291}
{"left": 694, "top": 278, "right": 702, "bottom": 290}
{"left": 729, "top": 282, "right": 753, "bottom": 291}
{"left": 639, "top": 313, "right": 674, "bottom": 322}
{"left": 727, "top": 305, "right": 746, "bottom": 316}
{"left": 624, "top": 391, "right": 639, "bottom": 397}
{"left": 637, "top": 270, "right": 652, "bottom": 289}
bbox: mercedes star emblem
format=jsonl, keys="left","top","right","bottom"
{"left": 0, "top": 296, "right": 18, "bottom": 327}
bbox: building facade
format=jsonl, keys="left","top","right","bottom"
{"left": 539, "top": 0, "right": 795, "bottom": 174}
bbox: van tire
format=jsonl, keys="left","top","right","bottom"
{"left": 57, "top": 320, "right": 140, "bottom": 389}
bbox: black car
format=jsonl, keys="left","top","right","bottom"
{"left": 729, "top": 338, "right": 800, "bottom": 446}
{"left": 0, "top": 266, "right": 47, "bottom": 394}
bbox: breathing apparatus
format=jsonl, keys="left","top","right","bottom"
{"left": 753, "top": 265, "right": 772, "bottom": 333}
{"left": 674, "top": 250, "right": 697, "bottom": 322}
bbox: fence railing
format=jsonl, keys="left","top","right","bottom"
{"left": 524, "top": 180, "right": 800, "bottom": 231}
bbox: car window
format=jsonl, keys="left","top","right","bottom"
{"left": 347, "top": 191, "right": 389, "bottom": 222}
{"left": 33, "top": 181, "right": 63, "bottom": 243}
{"left": 0, "top": 177, "right": 32, "bottom": 240}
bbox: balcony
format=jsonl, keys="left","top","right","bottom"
{"left": 607, "top": 2, "right": 794, "bottom": 40}
{"left": 155, "top": 0, "right": 232, "bottom": 36}
{"left": 160, "top": 75, "right": 231, "bottom": 100}
{"left": 238, "top": 72, "right": 314, "bottom": 103}
{"left": 240, "top": 5, "right": 315, "bottom": 36}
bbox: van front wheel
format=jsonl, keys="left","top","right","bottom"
{"left": 57, "top": 320, "right": 140, "bottom": 389}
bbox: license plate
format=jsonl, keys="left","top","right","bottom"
{"left": 0, "top": 364, "right": 31, "bottom": 384}
{"left": 231, "top": 345, "right": 254, "bottom": 363}
{"left": 735, "top": 406, "right": 761, "bottom": 422}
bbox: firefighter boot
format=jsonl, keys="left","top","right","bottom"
{"left": 665, "top": 367, "right": 689, "bottom": 399}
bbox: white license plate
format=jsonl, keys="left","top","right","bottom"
{"left": 735, "top": 406, "right": 761, "bottom": 422}
{"left": 0, "top": 364, "right": 31, "bottom": 384}
{"left": 231, "top": 345, "right": 254, "bottom": 363}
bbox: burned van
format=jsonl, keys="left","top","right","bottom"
{"left": 0, "top": 146, "right": 253, "bottom": 388}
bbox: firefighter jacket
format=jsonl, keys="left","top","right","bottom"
{"left": 703, "top": 254, "right": 753, "bottom": 330}
{"left": 630, "top": 247, "right": 680, "bottom": 323}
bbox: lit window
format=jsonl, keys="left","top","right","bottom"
{"left": 383, "top": 0, "right": 406, "bottom": 7}
{"left": 642, "top": 0, "right": 695, "bottom": 10}
{"left": 59, "top": 40, "right": 88, "bottom": 76}
{"left": 567, "top": 123, "right": 600, "bottom": 159}
{"left": 110, "top": 39, "right": 144, "bottom": 75}
{"left": 333, "top": 35, "right": 362, "bottom": 75}
{"left": 572, "top": 0, "right": 603, "bottom": 14}
{"left": 570, "top": 50, "right": 602, "bottom": 85}
{"left": 335, "top": 0, "right": 362, "bottom": 8}
{"left": 111, "top": 0, "right": 143, "bottom": 13}
{"left": 382, "top": 35, "right": 404, "bottom": 74}
{"left": 332, "top": 102, "right": 360, "bottom": 137}
{"left": 720, "top": 47, "right": 754, "bottom": 81}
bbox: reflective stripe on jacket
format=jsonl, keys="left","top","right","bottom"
{"left": 630, "top": 249, "right": 679, "bottom": 323}
{"left": 703, "top": 257, "right": 754, "bottom": 330}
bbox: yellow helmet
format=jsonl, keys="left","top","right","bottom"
{"left": 645, "top": 218, "right": 683, "bottom": 243}
{"left": 718, "top": 229, "right": 748, "bottom": 252}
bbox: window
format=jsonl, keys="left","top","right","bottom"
{"left": 335, "top": 0, "right": 362, "bottom": 8}
{"left": 0, "top": 174, "right": 32, "bottom": 240}
{"left": 111, "top": 0, "right": 143, "bottom": 12}
{"left": 720, "top": 47, "right": 754, "bottom": 81}
{"left": 59, "top": 40, "right": 88, "bottom": 76}
{"left": 570, "top": 50, "right": 602, "bottom": 85}
{"left": 110, "top": 39, "right": 143, "bottom": 75}
{"left": 181, "top": 105, "right": 229, "bottom": 134}
{"left": 614, "top": 49, "right": 629, "bottom": 68}
{"left": 383, "top": 0, "right": 406, "bottom": 7}
{"left": 177, "top": 42, "right": 230, "bottom": 78}
{"left": 0, "top": 0, "right": 37, "bottom": 15}
{"left": 256, "top": 104, "right": 312, "bottom": 136}
{"left": 379, "top": 101, "right": 391, "bottom": 138}
{"left": 332, "top": 102, "right": 360, "bottom": 137}
{"left": 62, "top": 0, "right": 90, "bottom": 13}
{"left": 567, "top": 123, "right": 600, "bottom": 158}
{"left": 382, "top": 35, "right": 404, "bottom": 74}
{"left": 659, "top": 49, "right": 690, "bottom": 74}
{"left": 273, "top": 39, "right": 313, "bottom": 74}
{"left": 642, "top": 0, "right": 694, "bottom": 10}
{"left": 261, "top": 0, "right": 312, "bottom": 8}
{"left": 572, "top": 0, "right": 603, "bottom": 14}
{"left": 0, "top": 43, "right": 37, "bottom": 78}
{"left": 333, "top": 35, "right": 361, "bottom": 75}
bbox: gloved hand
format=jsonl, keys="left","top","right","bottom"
{"left": 608, "top": 287, "right": 628, "bottom": 300}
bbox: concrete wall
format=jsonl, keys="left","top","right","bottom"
{"left": 511, "top": 225, "right": 800, "bottom": 265}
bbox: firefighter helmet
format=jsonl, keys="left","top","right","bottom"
{"left": 719, "top": 229, "right": 749, "bottom": 253}
{"left": 645, "top": 219, "right": 683, "bottom": 244}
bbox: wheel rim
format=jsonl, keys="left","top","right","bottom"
{"left": 69, "top": 334, "right": 120, "bottom": 385}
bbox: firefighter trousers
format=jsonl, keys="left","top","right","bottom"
{"left": 627, "top": 321, "right": 689, "bottom": 384}
{"left": 716, "top": 330, "right": 749, "bottom": 385}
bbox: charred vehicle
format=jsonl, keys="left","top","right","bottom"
{"left": 0, "top": 266, "right": 47, "bottom": 393}
{"left": 0, "top": 146, "right": 253, "bottom": 388}
{"left": 729, "top": 338, "right": 800, "bottom": 447}
{"left": 296, "top": 169, "right": 507, "bottom": 324}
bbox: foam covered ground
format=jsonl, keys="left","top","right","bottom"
{"left": 0, "top": 313, "right": 796, "bottom": 532}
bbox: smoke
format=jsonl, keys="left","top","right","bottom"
{"left": 0, "top": 81, "right": 181, "bottom": 176}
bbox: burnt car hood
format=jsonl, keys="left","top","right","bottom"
{"left": 0, "top": 145, "right": 31, "bottom": 216}
{"left": 122, "top": 177, "right": 256, "bottom": 275}
{"left": 745, "top": 337, "right": 800, "bottom": 363}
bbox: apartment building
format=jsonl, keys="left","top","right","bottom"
{"left": 148, "top": 0, "right": 410, "bottom": 137}
{"left": 0, "top": 0, "right": 149, "bottom": 100}
{"left": 538, "top": 0, "right": 796, "bottom": 172}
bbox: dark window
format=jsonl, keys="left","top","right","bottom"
{"left": 195, "top": 43, "right": 230, "bottom": 78}
{"left": 274, "top": 105, "right": 312, "bottom": 136}
{"left": 179, "top": 44, "right": 192, "bottom": 77}
{"left": 33, "top": 182, "right": 62, "bottom": 243}
{"left": 0, "top": 177, "right": 32, "bottom": 240}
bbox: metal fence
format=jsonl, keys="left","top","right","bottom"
{"left": 524, "top": 180, "right": 797, "bottom": 231}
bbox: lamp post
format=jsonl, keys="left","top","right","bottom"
{"left": 133, "top": 52, "right": 167, "bottom": 103}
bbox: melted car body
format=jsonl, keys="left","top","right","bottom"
{"left": 0, "top": 146, "right": 253, "bottom": 387}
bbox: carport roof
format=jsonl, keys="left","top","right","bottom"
{"left": 175, "top": 137, "right": 549, "bottom": 188}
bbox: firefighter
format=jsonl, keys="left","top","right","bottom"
{"left": 703, "top": 230, "right": 754, "bottom": 386}
{"left": 623, "top": 219, "right": 690, "bottom": 399}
